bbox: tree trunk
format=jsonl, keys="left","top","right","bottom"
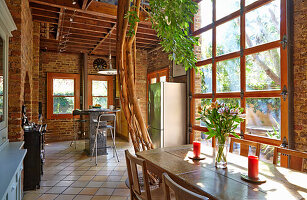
{"left": 116, "top": 0, "right": 153, "bottom": 152}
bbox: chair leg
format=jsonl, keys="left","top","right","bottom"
{"left": 95, "top": 131, "right": 98, "bottom": 166}
{"left": 110, "top": 129, "right": 119, "bottom": 162}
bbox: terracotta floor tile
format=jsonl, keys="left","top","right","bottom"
{"left": 22, "top": 193, "right": 42, "bottom": 200}
{"left": 40, "top": 180, "right": 60, "bottom": 187}
{"left": 78, "top": 175, "right": 94, "bottom": 181}
{"left": 79, "top": 187, "right": 99, "bottom": 195}
{"left": 92, "top": 175, "right": 108, "bottom": 182}
{"left": 109, "top": 196, "right": 128, "bottom": 200}
{"left": 54, "top": 194, "right": 76, "bottom": 200}
{"left": 46, "top": 186, "right": 68, "bottom": 194}
{"left": 73, "top": 195, "right": 93, "bottom": 200}
{"left": 116, "top": 182, "right": 128, "bottom": 189}
{"left": 70, "top": 181, "right": 90, "bottom": 188}
{"left": 55, "top": 181, "right": 75, "bottom": 187}
{"left": 96, "top": 170, "right": 112, "bottom": 176}
{"left": 62, "top": 187, "right": 83, "bottom": 195}
{"left": 112, "top": 189, "right": 130, "bottom": 197}
{"left": 86, "top": 181, "right": 104, "bottom": 188}
{"left": 110, "top": 171, "right": 125, "bottom": 176}
{"left": 91, "top": 196, "right": 110, "bottom": 200}
{"left": 37, "top": 194, "right": 59, "bottom": 200}
{"left": 101, "top": 182, "right": 119, "bottom": 189}
{"left": 63, "top": 175, "right": 80, "bottom": 181}
{"left": 96, "top": 188, "right": 115, "bottom": 196}
{"left": 84, "top": 170, "right": 98, "bottom": 176}
{"left": 106, "top": 176, "right": 122, "bottom": 182}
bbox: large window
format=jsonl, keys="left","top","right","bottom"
{"left": 191, "top": 0, "right": 288, "bottom": 146}
{"left": 88, "top": 75, "right": 114, "bottom": 109}
{"left": 47, "top": 73, "right": 80, "bottom": 119}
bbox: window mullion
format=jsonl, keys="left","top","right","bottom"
{"left": 212, "top": 0, "right": 217, "bottom": 102}
{"left": 240, "top": 0, "right": 247, "bottom": 137}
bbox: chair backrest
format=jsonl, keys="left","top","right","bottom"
{"left": 273, "top": 147, "right": 307, "bottom": 171}
{"left": 125, "top": 150, "right": 152, "bottom": 200}
{"left": 98, "top": 113, "right": 115, "bottom": 123}
{"left": 229, "top": 137, "right": 260, "bottom": 157}
{"left": 162, "top": 173, "right": 208, "bottom": 200}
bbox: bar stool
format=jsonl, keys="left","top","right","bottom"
{"left": 70, "top": 110, "right": 87, "bottom": 149}
{"left": 91, "top": 113, "right": 119, "bottom": 165}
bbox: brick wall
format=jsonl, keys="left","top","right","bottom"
{"left": 147, "top": 47, "right": 187, "bottom": 83}
{"left": 6, "top": 0, "right": 36, "bottom": 141}
{"left": 293, "top": 0, "right": 307, "bottom": 152}
{"left": 39, "top": 52, "right": 82, "bottom": 142}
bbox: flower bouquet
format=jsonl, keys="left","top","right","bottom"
{"left": 197, "top": 101, "right": 245, "bottom": 168}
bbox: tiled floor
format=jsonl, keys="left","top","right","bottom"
{"left": 23, "top": 139, "right": 133, "bottom": 200}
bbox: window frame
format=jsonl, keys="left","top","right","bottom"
{"left": 47, "top": 73, "right": 80, "bottom": 119}
{"left": 147, "top": 67, "right": 169, "bottom": 85}
{"left": 88, "top": 75, "right": 114, "bottom": 109}
{"left": 191, "top": 0, "right": 288, "bottom": 146}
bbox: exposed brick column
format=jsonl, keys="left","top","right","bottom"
{"left": 293, "top": 0, "right": 307, "bottom": 152}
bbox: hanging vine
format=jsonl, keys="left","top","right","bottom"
{"left": 116, "top": 0, "right": 198, "bottom": 152}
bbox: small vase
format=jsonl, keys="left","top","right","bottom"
{"left": 215, "top": 138, "right": 228, "bottom": 169}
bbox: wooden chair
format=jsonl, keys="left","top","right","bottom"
{"left": 162, "top": 173, "right": 208, "bottom": 200}
{"left": 273, "top": 147, "right": 307, "bottom": 171}
{"left": 229, "top": 137, "right": 260, "bottom": 157}
{"left": 125, "top": 150, "right": 163, "bottom": 200}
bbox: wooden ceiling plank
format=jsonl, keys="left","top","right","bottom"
{"left": 56, "top": 8, "right": 64, "bottom": 40}
{"left": 90, "top": 24, "right": 116, "bottom": 54}
{"left": 81, "top": 0, "right": 88, "bottom": 9}
{"left": 31, "top": 8, "right": 59, "bottom": 19}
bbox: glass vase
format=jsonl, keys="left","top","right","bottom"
{"left": 215, "top": 138, "right": 228, "bottom": 169}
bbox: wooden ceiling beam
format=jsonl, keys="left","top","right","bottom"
{"left": 31, "top": 8, "right": 58, "bottom": 19}
{"left": 56, "top": 8, "right": 64, "bottom": 40}
{"left": 90, "top": 24, "right": 116, "bottom": 54}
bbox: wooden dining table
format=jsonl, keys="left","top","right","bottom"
{"left": 136, "top": 144, "right": 307, "bottom": 200}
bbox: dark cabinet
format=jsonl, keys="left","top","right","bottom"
{"left": 23, "top": 124, "right": 46, "bottom": 191}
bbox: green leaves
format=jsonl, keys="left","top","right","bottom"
{"left": 149, "top": 0, "right": 199, "bottom": 71}
{"left": 198, "top": 101, "right": 246, "bottom": 141}
{"left": 125, "top": 6, "right": 141, "bottom": 37}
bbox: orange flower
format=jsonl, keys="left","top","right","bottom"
{"left": 198, "top": 105, "right": 202, "bottom": 113}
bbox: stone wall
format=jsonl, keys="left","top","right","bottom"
{"left": 293, "top": 0, "right": 307, "bottom": 152}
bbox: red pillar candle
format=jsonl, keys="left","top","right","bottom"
{"left": 248, "top": 156, "right": 259, "bottom": 179}
{"left": 193, "top": 141, "right": 201, "bottom": 158}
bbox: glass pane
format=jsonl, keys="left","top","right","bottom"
{"left": 194, "top": 130, "right": 213, "bottom": 148}
{"left": 259, "top": 144, "right": 275, "bottom": 163}
{"left": 245, "top": 0, "right": 280, "bottom": 48}
{"left": 160, "top": 76, "right": 166, "bottom": 82}
{"left": 92, "top": 80, "right": 108, "bottom": 96}
{"left": 245, "top": 0, "right": 258, "bottom": 6}
{"left": 216, "top": 0, "right": 240, "bottom": 20}
{"left": 216, "top": 57, "right": 240, "bottom": 93}
{"left": 53, "top": 79, "right": 74, "bottom": 96}
{"left": 217, "top": 98, "right": 240, "bottom": 106}
{"left": 196, "top": 0, "right": 213, "bottom": 29}
{"left": 53, "top": 97, "right": 74, "bottom": 114}
{"left": 199, "top": 64, "right": 212, "bottom": 94}
{"left": 246, "top": 48, "right": 281, "bottom": 91}
{"left": 246, "top": 98, "right": 281, "bottom": 139}
{"left": 216, "top": 17, "right": 240, "bottom": 56}
{"left": 93, "top": 97, "right": 107, "bottom": 109}
{"left": 217, "top": 98, "right": 241, "bottom": 132}
{"left": 151, "top": 78, "right": 157, "bottom": 84}
{"left": 196, "top": 30, "right": 212, "bottom": 61}
{"left": 0, "top": 37, "right": 4, "bottom": 123}
{"left": 194, "top": 98, "right": 212, "bottom": 127}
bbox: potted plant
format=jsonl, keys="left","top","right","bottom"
{"left": 197, "top": 101, "right": 245, "bottom": 168}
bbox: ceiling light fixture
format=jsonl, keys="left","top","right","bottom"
{"left": 94, "top": 37, "right": 117, "bottom": 75}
